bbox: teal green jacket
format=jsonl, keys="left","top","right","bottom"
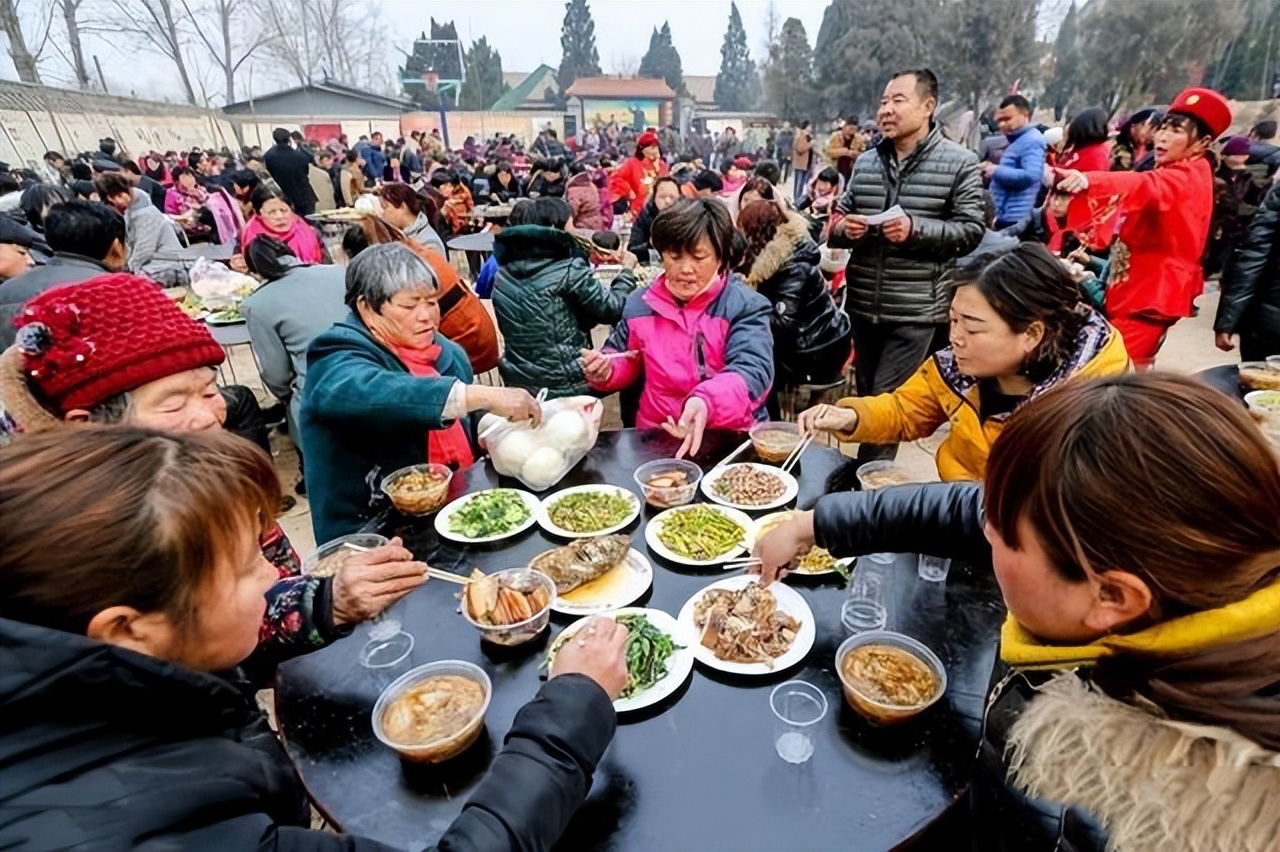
{"left": 491, "top": 225, "right": 636, "bottom": 397}
{"left": 300, "top": 311, "right": 473, "bottom": 542}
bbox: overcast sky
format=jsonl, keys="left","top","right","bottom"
{"left": 0, "top": 1, "right": 832, "bottom": 103}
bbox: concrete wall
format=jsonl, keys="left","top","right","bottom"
{"left": 404, "top": 111, "right": 564, "bottom": 146}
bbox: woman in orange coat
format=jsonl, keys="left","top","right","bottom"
{"left": 1056, "top": 88, "right": 1231, "bottom": 368}
{"left": 609, "top": 130, "right": 669, "bottom": 217}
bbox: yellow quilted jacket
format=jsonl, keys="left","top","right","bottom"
{"left": 834, "top": 312, "right": 1130, "bottom": 481}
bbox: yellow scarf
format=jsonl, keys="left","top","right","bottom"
{"left": 1000, "top": 581, "right": 1280, "bottom": 669}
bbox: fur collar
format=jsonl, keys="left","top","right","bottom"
{"left": 746, "top": 212, "right": 813, "bottom": 287}
{"left": 0, "top": 345, "right": 61, "bottom": 434}
{"left": 1006, "top": 673, "right": 1279, "bottom": 852}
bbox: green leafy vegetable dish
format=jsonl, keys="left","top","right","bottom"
{"left": 657, "top": 506, "right": 743, "bottom": 561}
{"left": 547, "top": 613, "right": 683, "bottom": 699}
{"left": 547, "top": 490, "right": 635, "bottom": 533}
{"left": 447, "top": 490, "right": 532, "bottom": 538}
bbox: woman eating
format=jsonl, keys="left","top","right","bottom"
{"left": 798, "top": 243, "right": 1129, "bottom": 481}
{"left": 300, "top": 243, "right": 540, "bottom": 540}
{"left": 627, "top": 175, "right": 681, "bottom": 261}
{"left": 754, "top": 373, "right": 1279, "bottom": 852}
{"left": 240, "top": 185, "right": 324, "bottom": 265}
{"left": 581, "top": 198, "right": 774, "bottom": 459}
{"left": 610, "top": 130, "right": 669, "bottom": 217}
{"left": 734, "top": 200, "right": 851, "bottom": 414}
{"left": 489, "top": 160, "right": 524, "bottom": 203}
{"left": 164, "top": 166, "right": 209, "bottom": 220}
{"left": 377, "top": 182, "right": 446, "bottom": 255}
{"left": 342, "top": 217, "right": 499, "bottom": 374}
{"left": 1057, "top": 88, "right": 1230, "bottom": 368}
{"left": 0, "top": 425, "right": 631, "bottom": 851}
{"left": 492, "top": 196, "right": 637, "bottom": 397}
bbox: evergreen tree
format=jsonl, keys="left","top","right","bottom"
{"left": 763, "top": 17, "right": 815, "bottom": 123}
{"left": 1209, "top": 0, "right": 1280, "bottom": 100}
{"left": 639, "top": 21, "right": 686, "bottom": 95}
{"left": 1048, "top": 2, "right": 1080, "bottom": 120}
{"left": 458, "top": 37, "right": 510, "bottom": 110}
{"left": 941, "top": 0, "right": 1040, "bottom": 113}
{"left": 558, "top": 0, "right": 602, "bottom": 101}
{"left": 714, "top": 2, "right": 760, "bottom": 110}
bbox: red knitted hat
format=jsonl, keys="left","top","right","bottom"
{"left": 637, "top": 130, "right": 660, "bottom": 150}
{"left": 1168, "top": 88, "right": 1232, "bottom": 139}
{"left": 13, "top": 273, "right": 225, "bottom": 412}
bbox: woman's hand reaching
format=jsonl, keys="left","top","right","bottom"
{"left": 663, "top": 396, "right": 708, "bottom": 459}
{"left": 748, "top": 512, "right": 817, "bottom": 586}
{"left": 796, "top": 403, "right": 857, "bottom": 437}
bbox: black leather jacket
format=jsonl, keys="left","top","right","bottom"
{"left": 1215, "top": 183, "right": 1280, "bottom": 338}
{"left": 745, "top": 213, "right": 852, "bottom": 383}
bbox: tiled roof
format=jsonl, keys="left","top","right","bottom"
{"left": 565, "top": 77, "right": 676, "bottom": 99}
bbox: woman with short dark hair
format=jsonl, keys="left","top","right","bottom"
{"left": 1058, "top": 107, "right": 1111, "bottom": 173}
{"left": 581, "top": 198, "right": 775, "bottom": 458}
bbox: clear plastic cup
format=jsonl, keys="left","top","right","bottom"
{"left": 359, "top": 630, "right": 415, "bottom": 688}
{"left": 917, "top": 555, "right": 951, "bottom": 583}
{"left": 842, "top": 564, "right": 887, "bottom": 633}
{"left": 769, "top": 680, "right": 827, "bottom": 764}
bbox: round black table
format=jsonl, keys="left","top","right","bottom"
{"left": 276, "top": 429, "right": 1004, "bottom": 851}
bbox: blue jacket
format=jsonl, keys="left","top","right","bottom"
{"left": 990, "top": 126, "right": 1046, "bottom": 225}
{"left": 299, "top": 312, "right": 473, "bottom": 542}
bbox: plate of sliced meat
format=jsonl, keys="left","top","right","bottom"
{"left": 676, "top": 575, "right": 815, "bottom": 675}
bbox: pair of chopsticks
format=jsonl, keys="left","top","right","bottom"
{"left": 781, "top": 433, "right": 813, "bottom": 474}
{"left": 721, "top": 557, "right": 761, "bottom": 572}
{"left": 708, "top": 439, "right": 752, "bottom": 475}
{"left": 344, "top": 541, "right": 471, "bottom": 586}
{"left": 477, "top": 387, "right": 549, "bottom": 443}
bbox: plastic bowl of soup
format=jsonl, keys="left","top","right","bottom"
{"left": 836, "top": 631, "right": 946, "bottom": 725}
{"left": 372, "top": 660, "right": 492, "bottom": 763}
{"left": 749, "top": 421, "right": 802, "bottom": 464}
{"left": 381, "top": 463, "right": 453, "bottom": 516}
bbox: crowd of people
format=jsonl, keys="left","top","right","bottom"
{"left": 0, "top": 60, "right": 1276, "bottom": 852}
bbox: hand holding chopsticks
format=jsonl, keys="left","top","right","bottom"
{"left": 425, "top": 567, "right": 472, "bottom": 585}
{"left": 780, "top": 433, "right": 814, "bottom": 475}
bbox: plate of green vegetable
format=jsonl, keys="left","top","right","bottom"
{"left": 546, "top": 608, "right": 693, "bottom": 712}
{"left": 539, "top": 484, "right": 640, "bottom": 538}
{"left": 435, "top": 488, "right": 541, "bottom": 543}
{"left": 644, "top": 504, "right": 752, "bottom": 566}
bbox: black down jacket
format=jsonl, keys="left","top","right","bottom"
{"left": 1215, "top": 182, "right": 1280, "bottom": 339}
{"left": 830, "top": 123, "right": 986, "bottom": 324}
{"left": 744, "top": 212, "right": 852, "bottom": 384}
{"left": 0, "top": 617, "right": 616, "bottom": 852}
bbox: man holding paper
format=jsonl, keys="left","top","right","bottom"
{"left": 827, "top": 67, "right": 985, "bottom": 466}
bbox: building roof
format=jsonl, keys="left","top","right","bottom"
{"left": 222, "top": 80, "right": 411, "bottom": 115}
{"left": 683, "top": 75, "right": 716, "bottom": 105}
{"left": 565, "top": 77, "right": 676, "bottom": 100}
{"left": 491, "top": 64, "right": 559, "bottom": 111}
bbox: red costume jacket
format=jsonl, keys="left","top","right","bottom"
{"left": 609, "top": 157, "right": 669, "bottom": 215}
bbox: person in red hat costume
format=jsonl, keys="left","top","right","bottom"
{"left": 1055, "top": 87, "right": 1232, "bottom": 368}
{"left": 609, "top": 129, "right": 669, "bottom": 218}
{"left": 0, "top": 273, "right": 425, "bottom": 672}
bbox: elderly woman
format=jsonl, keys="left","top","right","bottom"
{"left": 240, "top": 185, "right": 323, "bottom": 265}
{"left": 377, "top": 182, "right": 446, "bottom": 255}
{"left": 798, "top": 243, "right": 1129, "bottom": 482}
{"left": 0, "top": 425, "right": 630, "bottom": 850}
{"left": 581, "top": 199, "right": 774, "bottom": 458}
{"left": 300, "top": 243, "right": 540, "bottom": 540}
{"left": 756, "top": 373, "right": 1280, "bottom": 852}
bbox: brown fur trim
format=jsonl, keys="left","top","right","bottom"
{"left": 1006, "top": 673, "right": 1280, "bottom": 852}
{"left": 0, "top": 345, "right": 62, "bottom": 433}
{"left": 746, "top": 212, "right": 812, "bottom": 288}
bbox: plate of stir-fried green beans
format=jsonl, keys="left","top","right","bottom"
{"left": 539, "top": 484, "right": 641, "bottom": 538}
{"left": 546, "top": 608, "right": 694, "bottom": 712}
{"left": 645, "top": 504, "right": 753, "bottom": 565}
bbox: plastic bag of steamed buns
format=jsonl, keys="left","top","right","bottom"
{"left": 478, "top": 396, "right": 604, "bottom": 491}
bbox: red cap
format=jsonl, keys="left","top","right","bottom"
{"left": 636, "top": 130, "right": 660, "bottom": 150}
{"left": 13, "top": 273, "right": 225, "bottom": 412}
{"left": 1168, "top": 88, "right": 1232, "bottom": 139}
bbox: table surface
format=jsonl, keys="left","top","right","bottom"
{"left": 275, "top": 430, "right": 1004, "bottom": 852}
{"left": 207, "top": 321, "right": 251, "bottom": 347}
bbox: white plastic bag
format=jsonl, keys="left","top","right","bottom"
{"left": 478, "top": 396, "right": 604, "bottom": 491}
{"left": 188, "top": 258, "right": 259, "bottom": 308}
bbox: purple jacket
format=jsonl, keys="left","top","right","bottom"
{"left": 590, "top": 273, "right": 774, "bottom": 431}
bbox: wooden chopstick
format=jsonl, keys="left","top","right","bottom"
{"left": 425, "top": 567, "right": 472, "bottom": 585}
{"left": 781, "top": 434, "right": 814, "bottom": 474}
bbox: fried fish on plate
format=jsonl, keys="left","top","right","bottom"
{"left": 528, "top": 534, "right": 631, "bottom": 594}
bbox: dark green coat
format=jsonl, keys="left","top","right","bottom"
{"left": 491, "top": 225, "right": 637, "bottom": 397}
{"left": 299, "top": 311, "right": 473, "bottom": 542}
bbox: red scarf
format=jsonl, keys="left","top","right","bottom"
{"left": 387, "top": 341, "right": 475, "bottom": 471}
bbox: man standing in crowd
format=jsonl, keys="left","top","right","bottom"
{"left": 361, "top": 132, "right": 388, "bottom": 185}
{"left": 983, "top": 95, "right": 1046, "bottom": 229}
{"left": 791, "top": 120, "right": 814, "bottom": 205}
{"left": 264, "top": 128, "right": 317, "bottom": 217}
{"left": 825, "top": 116, "right": 865, "bottom": 184}
{"left": 828, "top": 68, "right": 985, "bottom": 465}
{"left": 774, "top": 123, "right": 794, "bottom": 182}
{"left": 309, "top": 150, "right": 338, "bottom": 213}
{"left": 1215, "top": 181, "right": 1279, "bottom": 361}
{"left": 1247, "top": 120, "right": 1280, "bottom": 177}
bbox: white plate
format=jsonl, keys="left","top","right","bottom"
{"left": 700, "top": 463, "right": 799, "bottom": 512}
{"left": 549, "top": 548, "right": 654, "bottom": 616}
{"left": 644, "top": 504, "right": 753, "bottom": 566}
{"left": 434, "top": 488, "right": 541, "bottom": 543}
{"left": 538, "top": 484, "right": 641, "bottom": 539}
{"left": 548, "top": 608, "right": 694, "bottom": 712}
{"left": 676, "top": 575, "right": 816, "bottom": 675}
{"left": 746, "top": 512, "right": 853, "bottom": 578}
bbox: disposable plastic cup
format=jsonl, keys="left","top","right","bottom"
{"left": 770, "top": 680, "right": 828, "bottom": 764}
{"left": 917, "top": 555, "right": 952, "bottom": 583}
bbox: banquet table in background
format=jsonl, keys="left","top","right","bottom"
{"left": 275, "top": 430, "right": 1005, "bottom": 852}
